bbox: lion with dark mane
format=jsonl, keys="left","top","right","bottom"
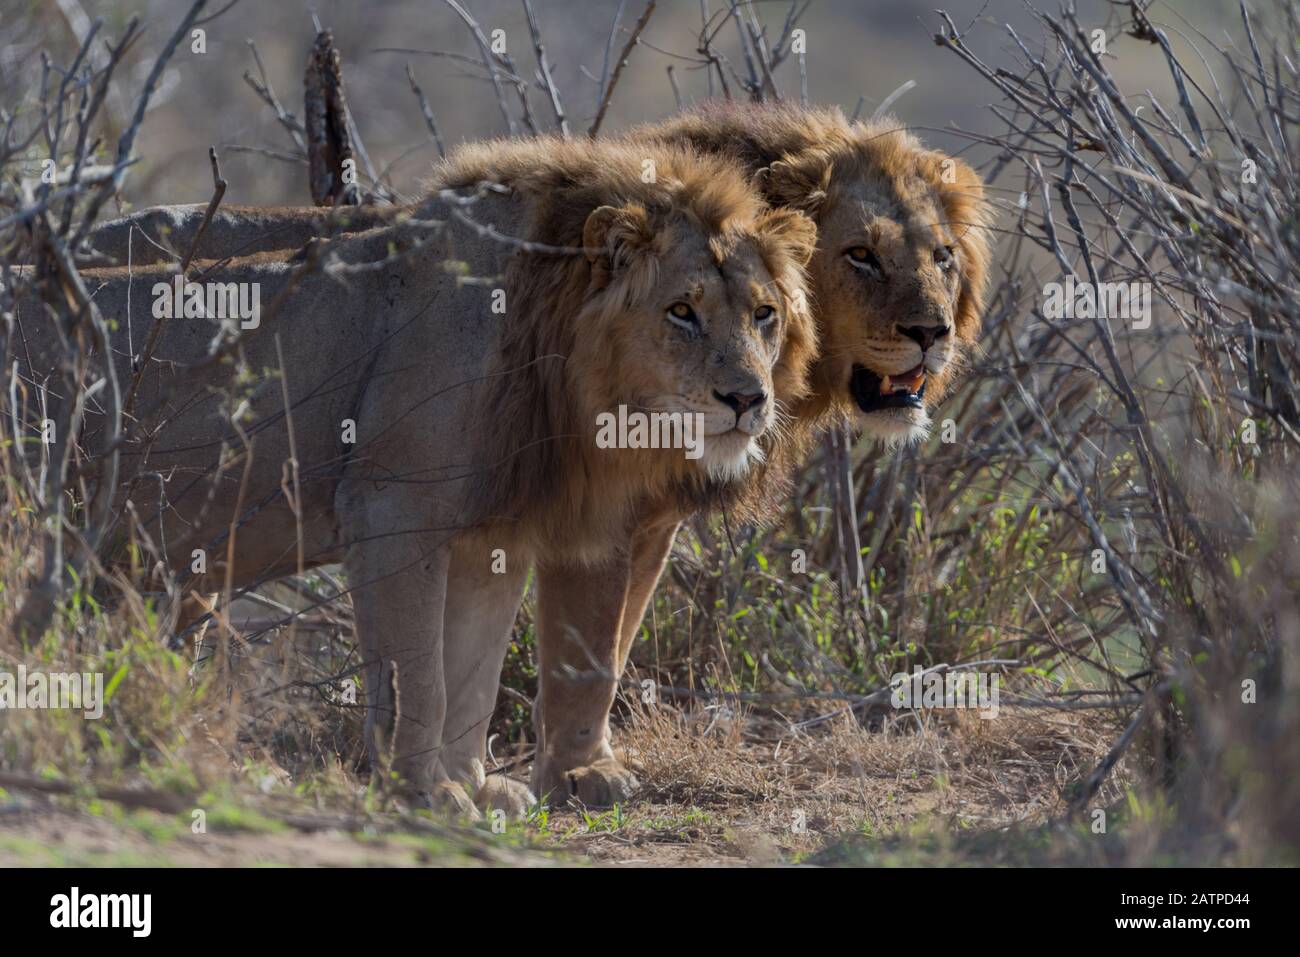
{"left": 430, "top": 138, "right": 819, "bottom": 559}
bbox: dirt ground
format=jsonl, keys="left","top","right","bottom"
{"left": 0, "top": 705, "right": 1126, "bottom": 867}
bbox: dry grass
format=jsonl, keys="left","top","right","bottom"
{"left": 0, "top": 589, "right": 1132, "bottom": 866}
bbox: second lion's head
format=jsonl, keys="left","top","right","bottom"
{"left": 758, "top": 117, "right": 992, "bottom": 445}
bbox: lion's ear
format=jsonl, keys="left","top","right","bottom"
{"left": 917, "top": 150, "right": 980, "bottom": 198}
{"left": 758, "top": 149, "right": 833, "bottom": 216}
{"left": 582, "top": 203, "right": 653, "bottom": 287}
{"left": 756, "top": 207, "right": 818, "bottom": 269}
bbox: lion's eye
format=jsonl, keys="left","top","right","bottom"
{"left": 666, "top": 302, "right": 699, "bottom": 332}
{"left": 846, "top": 246, "right": 884, "bottom": 277}
{"left": 935, "top": 245, "right": 956, "bottom": 270}
{"left": 754, "top": 305, "right": 776, "bottom": 324}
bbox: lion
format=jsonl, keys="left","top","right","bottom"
{"left": 70, "top": 103, "right": 991, "bottom": 811}
{"left": 11, "top": 137, "right": 818, "bottom": 817}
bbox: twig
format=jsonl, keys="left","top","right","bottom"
{"left": 443, "top": 0, "right": 518, "bottom": 135}
{"left": 179, "top": 147, "right": 227, "bottom": 273}
{"left": 1069, "top": 696, "right": 1151, "bottom": 815}
{"left": 588, "top": 0, "right": 657, "bottom": 137}
{"left": 404, "top": 63, "right": 446, "bottom": 158}
{"left": 522, "top": 0, "right": 569, "bottom": 137}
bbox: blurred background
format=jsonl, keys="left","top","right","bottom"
{"left": 1, "top": 0, "right": 1238, "bottom": 207}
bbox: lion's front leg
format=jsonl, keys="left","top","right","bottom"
{"left": 615, "top": 519, "right": 681, "bottom": 674}
{"left": 344, "top": 531, "right": 476, "bottom": 818}
{"left": 531, "top": 519, "right": 679, "bottom": 807}
{"left": 439, "top": 536, "right": 536, "bottom": 820}
{"left": 531, "top": 550, "right": 631, "bottom": 807}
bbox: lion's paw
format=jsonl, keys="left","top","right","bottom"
{"left": 474, "top": 775, "right": 537, "bottom": 820}
{"left": 419, "top": 780, "right": 482, "bottom": 821}
{"left": 535, "top": 757, "right": 640, "bottom": 808}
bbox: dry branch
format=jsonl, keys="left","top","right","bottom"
{"left": 304, "top": 30, "right": 360, "bottom": 207}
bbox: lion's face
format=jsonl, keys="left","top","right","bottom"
{"left": 815, "top": 185, "right": 965, "bottom": 444}
{"left": 583, "top": 204, "right": 816, "bottom": 483}
{"left": 634, "top": 228, "right": 787, "bottom": 481}
{"left": 761, "top": 140, "right": 990, "bottom": 446}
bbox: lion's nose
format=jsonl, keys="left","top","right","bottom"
{"left": 715, "top": 389, "right": 767, "bottom": 416}
{"left": 898, "top": 323, "right": 950, "bottom": 352}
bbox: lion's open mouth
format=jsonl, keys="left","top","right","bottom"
{"left": 850, "top": 363, "right": 926, "bottom": 413}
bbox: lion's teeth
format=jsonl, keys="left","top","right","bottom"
{"left": 879, "top": 375, "right": 892, "bottom": 395}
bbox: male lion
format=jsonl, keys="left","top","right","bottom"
{"left": 10, "top": 138, "right": 817, "bottom": 816}
{"left": 70, "top": 103, "right": 991, "bottom": 812}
